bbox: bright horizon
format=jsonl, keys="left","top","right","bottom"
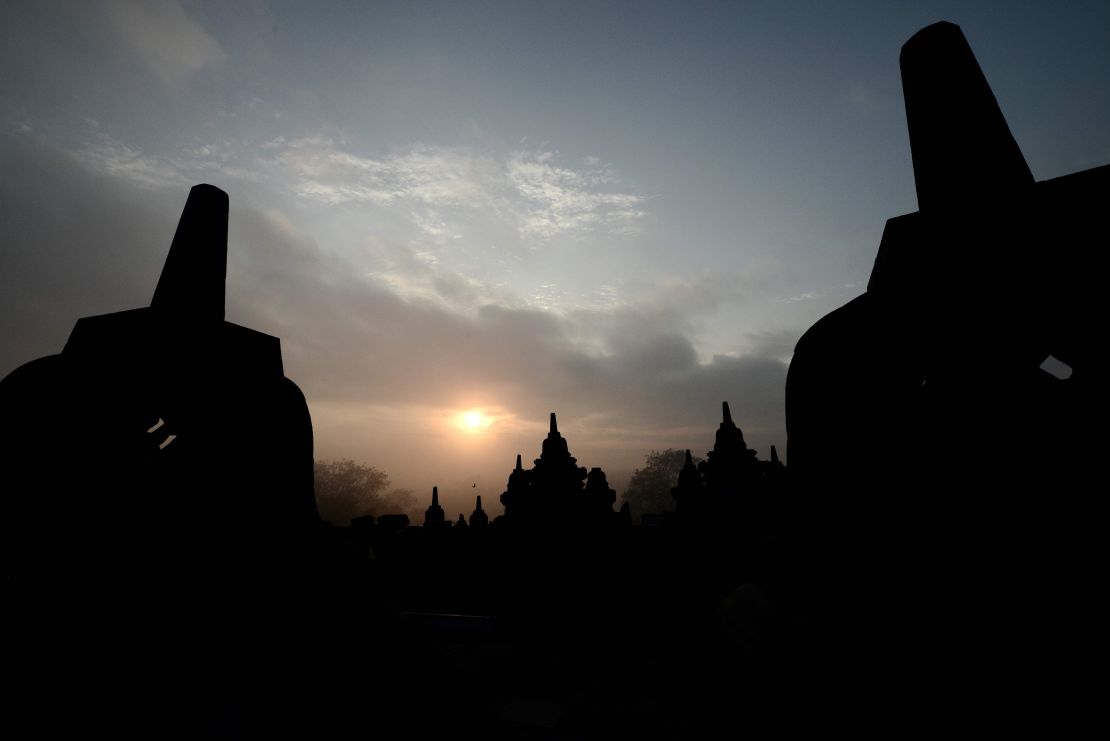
{"left": 2, "top": 2, "right": 1108, "bottom": 518}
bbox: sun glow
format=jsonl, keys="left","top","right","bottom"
{"left": 455, "top": 408, "right": 494, "bottom": 433}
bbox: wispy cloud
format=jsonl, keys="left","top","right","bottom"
{"left": 74, "top": 135, "right": 189, "bottom": 188}
{"left": 274, "top": 137, "right": 647, "bottom": 240}
{"left": 276, "top": 139, "right": 498, "bottom": 211}
{"left": 778, "top": 290, "right": 823, "bottom": 303}
{"left": 68, "top": 126, "right": 648, "bottom": 244}
{"left": 506, "top": 150, "right": 646, "bottom": 237}
{"left": 74, "top": 133, "right": 261, "bottom": 189}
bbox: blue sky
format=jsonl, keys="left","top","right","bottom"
{"left": 2, "top": 1, "right": 1107, "bottom": 516}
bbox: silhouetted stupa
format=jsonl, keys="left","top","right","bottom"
{"left": 424, "top": 486, "right": 446, "bottom": 528}
{"left": 499, "top": 413, "right": 620, "bottom": 529}
{"left": 499, "top": 454, "right": 530, "bottom": 523}
{"left": 784, "top": 21, "right": 1106, "bottom": 718}
{"left": 671, "top": 449, "right": 704, "bottom": 512}
{"left": 0, "top": 184, "right": 322, "bottom": 732}
{"left": 582, "top": 467, "right": 617, "bottom": 520}
{"left": 697, "top": 402, "right": 760, "bottom": 497}
{"left": 1, "top": 183, "right": 317, "bottom": 572}
{"left": 469, "top": 495, "right": 489, "bottom": 529}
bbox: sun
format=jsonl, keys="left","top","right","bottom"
{"left": 455, "top": 408, "right": 494, "bottom": 433}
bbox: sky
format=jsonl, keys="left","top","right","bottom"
{"left": 2, "top": 1, "right": 1108, "bottom": 518}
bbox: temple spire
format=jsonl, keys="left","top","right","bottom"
{"left": 672, "top": 447, "right": 703, "bottom": 510}
{"left": 424, "top": 485, "right": 445, "bottom": 528}
{"left": 708, "top": 399, "right": 748, "bottom": 466}
{"left": 515, "top": 454, "right": 522, "bottom": 471}
{"left": 900, "top": 21, "right": 1033, "bottom": 212}
{"left": 469, "top": 492, "right": 489, "bottom": 529}
{"left": 151, "top": 184, "right": 228, "bottom": 322}
{"left": 541, "top": 411, "right": 571, "bottom": 459}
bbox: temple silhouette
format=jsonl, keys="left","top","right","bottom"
{"left": 672, "top": 401, "right": 785, "bottom": 524}
{"left": 2, "top": 19, "right": 1102, "bottom": 736}
{"left": 2, "top": 184, "right": 318, "bottom": 561}
{"left": 423, "top": 484, "right": 447, "bottom": 527}
{"left": 399, "top": 405, "right": 784, "bottom": 537}
{"left": 497, "top": 413, "right": 621, "bottom": 529}
{"left": 1, "top": 185, "right": 379, "bottom": 735}
{"left": 783, "top": 21, "right": 1106, "bottom": 725}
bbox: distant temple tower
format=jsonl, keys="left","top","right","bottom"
{"left": 499, "top": 413, "right": 618, "bottom": 529}
{"left": 671, "top": 449, "right": 704, "bottom": 511}
{"left": 530, "top": 413, "right": 588, "bottom": 501}
{"left": 541, "top": 413, "right": 571, "bottom": 458}
{"left": 763, "top": 444, "right": 787, "bottom": 483}
{"left": 697, "top": 401, "right": 760, "bottom": 497}
{"left": 469, "top": 495, "right": 489, "bottom": 529}
{"left": 667, "top": 402, "right": 781, "bottom": 539}
{"left": 499, "top": 454, "right": 530, "bottom": 522}
{"left": 583, "top": 467, "right": 617, "bottom": 518}
{"left": 424, "top": 486, "right": 446, "bottom": 528}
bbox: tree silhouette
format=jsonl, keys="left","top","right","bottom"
{"left": 313, "top": 459, "right": 391, "bottom": 525}
{"left": 621, "top": 448, "right": 703, "bottom": 518}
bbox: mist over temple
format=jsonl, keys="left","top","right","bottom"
{"left": 2, "top": 14, "right": 1106, "bottom": 737}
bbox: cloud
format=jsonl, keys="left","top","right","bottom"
{"left": 274, "top": 137, "right": 647, "bottom": 240}
{"left": 506, "top": 150, "right": 646, "bottom": 237}
{"left": 779, "top": 290, "right": 823, "bottom": 303}
{"left": 0, "top": 136, "right": 791, "bottom": 507}
{"left": 222, "top": 206, "right": 789, "bottom": 460}
{"left": 72, "top": 131, "right": 268, "bottom": 191}
{"left": 103, "top": 0, "right": 225, "bottom": 84}
{"left": 75, "top": 135, "right": 190, "bottom": 188}
{"left": 66, "top": 130, "right": 648, "bottom": 248}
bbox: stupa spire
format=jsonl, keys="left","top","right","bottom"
{"left": 900, "top": 21, "right": 1033, "bottom": 212}
{"left": 424, "top": 485, "right": 445, "bottom": 528}
{"left": 150, "top": 184, "right": 228, "bottom": 322}
{"left": 469, "top": 493, "right": 489, "bottom": 529}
